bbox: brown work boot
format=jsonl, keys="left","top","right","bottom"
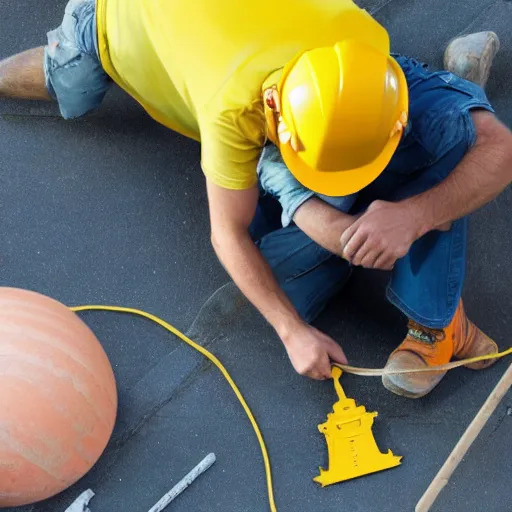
{"left": 444, "top": 31, "right": 500, "bottom": 87}
{"left": 382, "top": 301, "right": 499, "bottom": 398}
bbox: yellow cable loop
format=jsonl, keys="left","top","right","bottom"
{"left": 71, "top": 305, "right": 277, "bottom": 512}
{"left": 71, "top": 304, "right": 512, "bottom": 512}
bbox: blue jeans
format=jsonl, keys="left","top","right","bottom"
{"left": 254, "top": 56, "right": 494, "bottom": 329}
{"left": 44, "top": 0, "right": 111, "bottom": 119}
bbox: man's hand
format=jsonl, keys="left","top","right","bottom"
{"left": 340, "top": 200, "right": 425, "bottom": 270}
{"left": 283, "top": 322, "right": 348, "bottom": 380}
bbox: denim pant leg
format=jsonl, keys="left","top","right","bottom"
{"left": 384, "top": 141, "right": 470, "bottom": 329}
{"left": 45, "top": 0, "right": 111, "bottom": 119}
{"left": 256, "top": 225, "right": 352, "bottom": 323}
{"left": 357, "top": 58, "right": 492, "bottom": 328}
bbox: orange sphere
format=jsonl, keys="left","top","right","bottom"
{"left": 0, "top": 288, "right": 117, "bottom": 507}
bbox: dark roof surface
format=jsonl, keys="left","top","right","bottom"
{"left": 1, "top": 1, "right": 511, "bottom": 511}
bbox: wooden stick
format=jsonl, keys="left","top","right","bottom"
{"left": 148, "top": 453, "right": 216, "bottom": 512}
{"left": 416, "top": 363, "right": 512, "bottom": 512}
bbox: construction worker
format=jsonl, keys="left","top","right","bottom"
{"left": 255, "top": 43, "right": 510, "bottom": 397}
{"left": 1, "top": 0, "right": 510, "bottom": 397}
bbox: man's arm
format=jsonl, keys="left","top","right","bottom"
{"left": 206, "top": 179, "right": 348, "bottom": 380}
{"left": 405, "top": 111, "right": 512, "bottom": 232}
{"left": 340, "top": 111, "right": 512, "bottom": 268}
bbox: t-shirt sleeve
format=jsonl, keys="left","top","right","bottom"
{"left": 200, "top": 106, "right": 265, "bottom": 190}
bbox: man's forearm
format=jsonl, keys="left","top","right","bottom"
{"left": 212, "top": 228, "right": 302, "bottom": 341}
{"left": 293, "top": 198, "right": 355, "bottom": 256}
{"left": 404, "top": 112, "right": 512, "bottom": 235}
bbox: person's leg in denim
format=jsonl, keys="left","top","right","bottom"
{"left": 0, "top": 0, "right": 110, "bottom": 119}
{"left": 354, "top": 60, "right": 496, "bottom": 329}
{"left": 364, "top": 65, "right": 500, "bottom": 396}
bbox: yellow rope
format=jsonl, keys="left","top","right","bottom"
{"left": 335, "top": 347, "right": 512, "bottom": 376}
{"left": 71, "top": 304, "right": 512, "bottom": 512}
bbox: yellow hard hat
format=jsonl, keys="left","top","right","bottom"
{"left": 276, "top": 40, "right": 408, "bottom": 197}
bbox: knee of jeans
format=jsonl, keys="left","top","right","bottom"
{"left": 282, "top": 282, "right": 328, "bottom": 324}
{"left": 289, "top": 282, "right": 347, "bottom": 324}
{"left": 295, "top": 298, "right": 331, "bottom": 324}
{"left": 49, "top": 56, "right": 110, "bottom": 119}
{"left": 281, "top": 259, "right": 352, "bottom": 324}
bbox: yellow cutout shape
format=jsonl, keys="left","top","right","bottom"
{"left": 315, "top": 367, "right": 402, "bottom": 487}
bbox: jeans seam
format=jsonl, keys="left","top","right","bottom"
{"left": 284, "top": 251, "right": 335, "bottom": 283}
{"left": 446, "top": 220, "right": 466, "bottom": 322}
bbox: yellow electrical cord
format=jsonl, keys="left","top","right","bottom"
{"left": 71, "top": 305, "right": 278, "bottom": 512}
{"left": 71, "top": 304, "right": 512, "bottom": 512}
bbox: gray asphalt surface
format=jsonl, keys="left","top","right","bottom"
{"left": 1, "top": 1, "right": 511, "bottom": 511}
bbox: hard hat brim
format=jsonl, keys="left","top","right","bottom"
{"left": 279, "top": 128, "right": 402, "bottom": 197}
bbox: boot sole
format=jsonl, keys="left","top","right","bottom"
{"left": 382, "top": 374, "right": 439, "bottom": 399}
{"left": 383, "top": 344, "right": 499, "bottom": 397}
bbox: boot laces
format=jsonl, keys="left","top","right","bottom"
{"left": 407, "top": 321, "right": 445, "bottom": 345}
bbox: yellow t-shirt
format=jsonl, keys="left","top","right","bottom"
{"left": 96, "top": 0, "right": 377, "bottom": 190}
